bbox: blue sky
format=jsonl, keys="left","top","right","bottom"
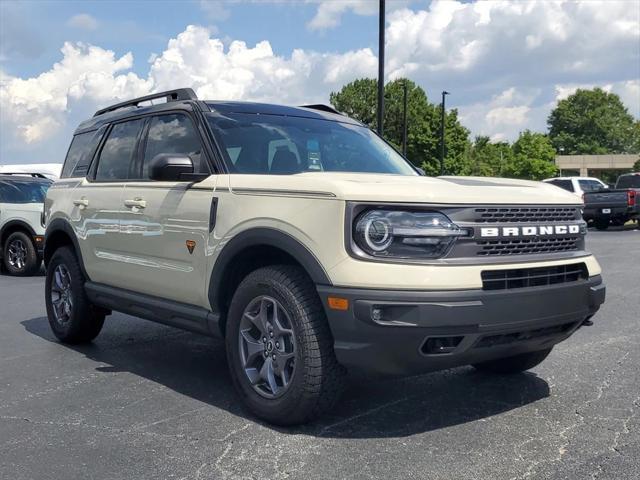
{"left": 1, "top": 0, "right": 639, "bottom": 164}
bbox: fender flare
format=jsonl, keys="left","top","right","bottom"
{"left": 1, "top": 219, "right": 37, "bottom": 243}
{"left": 44, "top": 218, "right": 90, "bottom": 279}
{"left": 208, "top": 227, "right": 332, "bottom": 312}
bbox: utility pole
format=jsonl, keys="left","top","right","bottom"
{"left": 440, "top": 90, "right": 449, "bottom": 176}
{"left": 402, "top": 81, "right": 408, "bottom": 157}
{"left": 377, "top": 0, "right": 385, "bottom": 135}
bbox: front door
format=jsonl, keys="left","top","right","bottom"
{"left": 115, "top": 113, "right": 216, "bottom": 308}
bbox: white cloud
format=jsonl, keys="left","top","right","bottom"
{"left": 67, "top": 13, "right": 99, "bottom": 30}
{"left": 307, "top": 0, "right": 378, "bottom": 31}
{"left": 0, "top": 25, "right": 376, "bottom": 161}
{"left": 2, "top": 1, "right": 639, "bottom": 163}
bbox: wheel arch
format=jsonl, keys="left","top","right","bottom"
{"left": 44, "top": 218, "right": 90, "bottom": 279}
{"left": 0, "top": 220, "right": 37, "bottom": 248}
{"left": 208, "top": 228, "right": 332, "bottom": 335}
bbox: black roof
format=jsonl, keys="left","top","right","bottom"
{"left": 0, "top": 174, "right": 52, "bottom": 183}
{"left": 75, "top": 88, "right": 361, "bottom": 134}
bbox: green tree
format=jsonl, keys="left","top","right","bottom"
{"left": 633, "top": 158, "right": 640, "bottom": 171}
{"left": 505, "top": 130, "right": 558, "bottom": 180}
{"left": 468, "top": 136, "right": 513, "bottom": 177}
{"left": 330, "top": 78, "right": 471, "bottom": 175}
{"left": 548, "top": 88, "right": 638, "bottom": 154}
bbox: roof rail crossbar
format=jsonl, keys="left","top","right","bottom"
{"left": 0, "top": 172, "right": 48, "bottom": 178}
{"left": 300, "top": 104, "right": 342, "bottom": 115}
{"left": 94, "top": 88, "right": 198, "bottom": 117}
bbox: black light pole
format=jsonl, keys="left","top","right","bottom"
{"left": 377, "top": 0, "right": 385, "bottom": 135}
{"left": 439, "top": 90, "right": 449, "bottom": 175}
{"left": 402, "top": 81, "right": 408, "bottom": 157}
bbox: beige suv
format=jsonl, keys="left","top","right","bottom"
{"left": 44, "top": 89, "right": 606, "bottom": 425}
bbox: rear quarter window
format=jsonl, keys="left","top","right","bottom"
{"left": 60, "top": 128, "right": 106, "bottom": 178}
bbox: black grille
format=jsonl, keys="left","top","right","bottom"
{"left": 474, "top": 207, "right": 579, "bottom": 223}
{"left": 474, "top": 322, "right": 579, "bottom": 348}
{"left": 476, "top": 237, "right": 580, "bottom": 256}
{"left": 481, "top": 263, "right": 588, "bottom": 291}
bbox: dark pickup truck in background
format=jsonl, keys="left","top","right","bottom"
{"left": 583, "top": 172, "right": 640, "bottom": 230}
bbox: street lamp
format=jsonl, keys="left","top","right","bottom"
{"left": 402, "top": 81, "right": 408, "bottom": 157}
{"left": 440, "top": 90, "right": 449, "bottom": 176}
{"left": 377, "top": 0, "right": 385, "bottom": 136}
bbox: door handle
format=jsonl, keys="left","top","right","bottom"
{"left": 73, "top": 199, "right": 89, "bottom": 209}
{"left": 124, "top": 198, "right": 146, "bottom": 209}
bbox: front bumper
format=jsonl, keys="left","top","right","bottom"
{"left": 317, "top": 276, "right": 605, "bottom": 376}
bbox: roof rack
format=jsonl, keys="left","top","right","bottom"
{"left": 94, "top": 88, "right": 198, "bottom": 117}
{"left": 0, "top": 172, "right": 48, "bottom": 179}
{"left": 300, "top": 104, "right": 342, "bottom": 115}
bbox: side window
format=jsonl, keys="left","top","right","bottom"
{"left": 141, "top": 114, "right": 207, "bottom": 179}
{"left": 94, "top": 119, "right": 144, "bottom": 181}
{"left": 61, "top": 131, "right": 100, "bottom": 178}
{"left": 578, "top": 180, "right": 604, "bottom": 192}
{"left": 554, "top": 180, "right": 574, "bottom": 192}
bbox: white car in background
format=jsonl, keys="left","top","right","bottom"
{"left": 543, "top": 177, "right": 608, "bottom": 198}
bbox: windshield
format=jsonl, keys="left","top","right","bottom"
{"left": 0, "top": 179, "right": 50, "bottom": 204}
{"left": 206, "top": 112, "right": 417, "bottom": 175}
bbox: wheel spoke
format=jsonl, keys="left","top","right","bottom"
{"left": 272, "top": 305, "right": 293, "bottom": 338}
{"left": 240, "top": 329, "right": 264, "bottom": 366}
{"left": 260, "top": 357, "right": 278, "bottom": 395}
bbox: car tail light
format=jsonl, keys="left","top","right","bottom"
{"left": 628, "top": 190, "right": 636, "bottom": 207}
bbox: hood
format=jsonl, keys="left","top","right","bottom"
{"left": 228, "top": 172, "right": 582, "bottom": 205}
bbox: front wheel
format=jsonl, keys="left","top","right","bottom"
{"left": 473, "top": 348, "right": 553, "bottom": 374}
{"left": 226, "top": 265, "right": 345, "bottom": 425}
{"left": 45, "top": 246, "right": 105, "bottom": 344}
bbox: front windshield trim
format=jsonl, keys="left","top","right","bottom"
{"left": 205, "top": 111, "right": 423, "bottom": 176}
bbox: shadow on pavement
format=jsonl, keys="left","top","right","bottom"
{"left": 22, "top": 315, "right": 550, "bottom": 438}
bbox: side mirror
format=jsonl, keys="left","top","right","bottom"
{"left": 149, "top": 154, "right": 194, "bottom": 181}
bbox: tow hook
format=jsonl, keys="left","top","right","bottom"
{"left": 581, "top": 317, "right": 594, "bottom": 327}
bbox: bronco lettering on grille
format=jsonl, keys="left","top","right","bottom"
{"left": 480, "top": 225, "right": 581, "bottom": 237}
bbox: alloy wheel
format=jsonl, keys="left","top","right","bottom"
{"left": 7, "top": 239, "right": 27, "bottom": 271}
{"left": 238, "top": 295, "right": 297, "bottom": 398}
{"left": 50, "top": 264, "right": 73, "bottom": 326}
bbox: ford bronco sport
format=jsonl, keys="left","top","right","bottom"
{"left": 1, "top": 173, "right": 51, "bottom": 275}
{"left": 44, "top": 89, "right": 606, "bottom": 425}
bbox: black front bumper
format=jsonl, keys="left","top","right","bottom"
{"left": 317, "top": 276, "right": 605, "bottom": 376}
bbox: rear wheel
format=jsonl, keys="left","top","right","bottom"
{"left": 226, "top": 265, "right": 345, "bottom": 425}
{"left": 594, "top": 217, "right": 610, "bottom": 230}
{"left": 473, "top": 348, "right": 553, "bottom": 374}
{"left": 3, "top": 231, "right": 40, "bottom": 276}
{"left": 45, "top": 246, "right": 105, "bottom": 344}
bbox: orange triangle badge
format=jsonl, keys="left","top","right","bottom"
{"left": 186, "top": 240, "right": 196, "bottom": 254}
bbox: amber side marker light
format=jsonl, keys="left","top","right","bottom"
{"left": 328, "top": 297, "right": 349, "bottom": 311}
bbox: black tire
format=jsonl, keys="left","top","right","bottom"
{"left": 226, "top": 265, "right": 345, "bottom": 425}
{"left": 594, "top": 218, "right": 610, "bottom": 230}
{"left": 45, "top": 246, "right": 105, "bottom": 344}
{"left": 473, "top": 348, "right": 553, "bottom": 374}
{"left": 2, "top": 231, "right": 40, "bottom": 276}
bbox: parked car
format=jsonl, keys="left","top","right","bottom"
{"left": 583, "top": 172, "right": 640, "bottom": 230}
{"left": 0, "top": 173, "right": 51, "bottom": 275}
{"left": 542, "top": 176, "right": 608, "bottom": 199}
{"left": 44, "top": 89, "right": 606, "bottom": 425}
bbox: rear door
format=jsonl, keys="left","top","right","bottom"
{"left": 116, "top": 112, "right": 216, "bottom": 307}
{"left": 69, "top": 118, "right": 144, "bottom": 286}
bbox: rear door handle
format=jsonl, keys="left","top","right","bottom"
{"left": 124, "top": 198, "right": 146, "bottom": 209}
{"left": 73, "top": 199, "right": 89, "bottom": 209}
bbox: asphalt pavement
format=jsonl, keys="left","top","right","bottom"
{"left": 1, "top": 226, "right": 638, "bottom": 480}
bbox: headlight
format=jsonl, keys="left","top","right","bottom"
{"left": 353, "top": 210, "right": 467, "bottom": 259}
